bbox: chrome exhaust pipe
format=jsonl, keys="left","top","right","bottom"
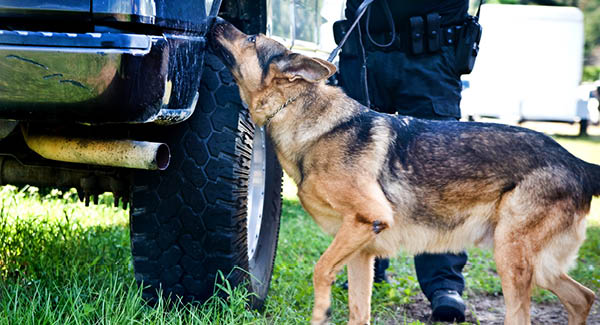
{"left": 23, "top": 132, "right": 170, "bottom": 170}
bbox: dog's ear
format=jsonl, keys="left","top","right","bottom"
{"left": 276, "top": 53, "right": 337, "bottom": 83}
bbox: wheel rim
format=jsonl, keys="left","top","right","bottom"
{"left": 247, "top": 126, "right": 267, "bottom": 261}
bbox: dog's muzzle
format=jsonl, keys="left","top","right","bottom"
{"left": 208, "top": 19, "right": 237, "bottom": 68}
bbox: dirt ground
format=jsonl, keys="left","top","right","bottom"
{"left": 392, "top": 293, "right": 600, "bottom": 324}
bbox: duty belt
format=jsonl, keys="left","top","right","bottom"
{"left": 329, "top": 0, "right": 483, "bottom": 61}
{"left": 362, "top": 15, "right": 464, "bottom": 54}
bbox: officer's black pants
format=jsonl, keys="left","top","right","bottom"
{"left": 373, "top": 253, "right": 467, "bottom": 299}
{"left": 338, "top": 46, "right": 467, "bottom": 301}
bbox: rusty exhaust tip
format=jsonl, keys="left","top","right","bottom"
{"left": 155, "top": 143, "right": 170, "bottom": 170}
{"left": 22, "top": 128, "right": 172, "bottom": 170}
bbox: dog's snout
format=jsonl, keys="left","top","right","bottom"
{"left": 209, "top": 18, "right": 246, "bottom": 42}
{"left": 208, "top": 18, "right": 229, "bottom": 52}
{"left": 213, "top": 16, "right": 226, "bottom": 25}
{"left": 209, "top": 19, "right": 225, "bottom": 41}
{"left": 210, "top": 17, "right": 227, "bottom": 34}
{"left": 210, "top": 17, "right": 240, "bottom": 39}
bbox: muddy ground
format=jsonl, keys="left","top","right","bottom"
{"left": 389, "top": 293, "right": 600, "bottom": 324}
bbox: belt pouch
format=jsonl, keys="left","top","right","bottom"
{"left": 409, "top": 16, "right": 424, "bottom": 55}
{"left": 426, "top": 13, "right": 441, "bottom": 52}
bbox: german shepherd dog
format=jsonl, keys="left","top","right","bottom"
{"left": 209, "top": 19, "right": 597, "bottom": 325}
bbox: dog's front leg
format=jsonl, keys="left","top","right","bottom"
{"left": 311, "top": 219, "right": 378, "bottom": 325}
{"left": 347, "top": 250, "right": 375, "bottom": 325}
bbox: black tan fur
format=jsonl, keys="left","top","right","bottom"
{"left": 209, "top": 19, "right": 597, "bottom": 325}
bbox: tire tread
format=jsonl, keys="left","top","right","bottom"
{"left": 130, "top": 53, "right": 282, "bottom": 307}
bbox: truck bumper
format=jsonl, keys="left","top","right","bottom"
{"left": 0, "top": 30, "right": 205, "bottom": 124}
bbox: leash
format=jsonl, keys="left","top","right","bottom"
{"left": 365, "top": 0, "right": 396, "bottom": 48}
{"left": 327, "top": 0, "right": 376, "bottom": 63}
{"left": 326, "top": 0, "right": 377, "bottom": 108}
{"left": 326, "top": 0, "right": 378, "bottom": 108}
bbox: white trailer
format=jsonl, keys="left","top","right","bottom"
{"left": 461, "top": 4, "right": 595, "bottom": 133}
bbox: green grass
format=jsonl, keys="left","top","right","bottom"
{"left": 0, "top": 135, "right": 599, "bottom": 324}
{"left": 0, "top": 187, "right": 264, "bottom": 324}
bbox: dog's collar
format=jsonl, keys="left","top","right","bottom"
{"left": 265, "top": 96, "right": 298, "bottom": 125}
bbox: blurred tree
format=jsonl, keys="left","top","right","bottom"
{"left": 580, "top": 0, "right": 600, "bottom": 62}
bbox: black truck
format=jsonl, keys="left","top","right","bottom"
{"left": 0, "top": 0, "right": 281, "bottom": 308}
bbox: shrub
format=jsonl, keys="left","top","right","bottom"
{"left": 583, "top": 65, "right": 600, "bottom": 82}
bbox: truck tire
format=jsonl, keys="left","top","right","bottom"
{"left": 129, "top": 52, "right": 283, "bottom": 309}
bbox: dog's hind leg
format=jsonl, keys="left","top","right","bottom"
{"left": 492, "top": 171, "right": 593, "bottom": 325}
{"left": 494, "top": 223, "right": 534, "bottom": 325}
{"left": 540, "top": 273, "right": 595, "bottom": 325}
{"left": 347, "top": 250, "right": 375, "bottom": 325}
{"left": 534, "top": 215, "right": 595, "bottom": 325}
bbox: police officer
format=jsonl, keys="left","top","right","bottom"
{"left": 335, "top": 0, "right": 477, "bottom": 322}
